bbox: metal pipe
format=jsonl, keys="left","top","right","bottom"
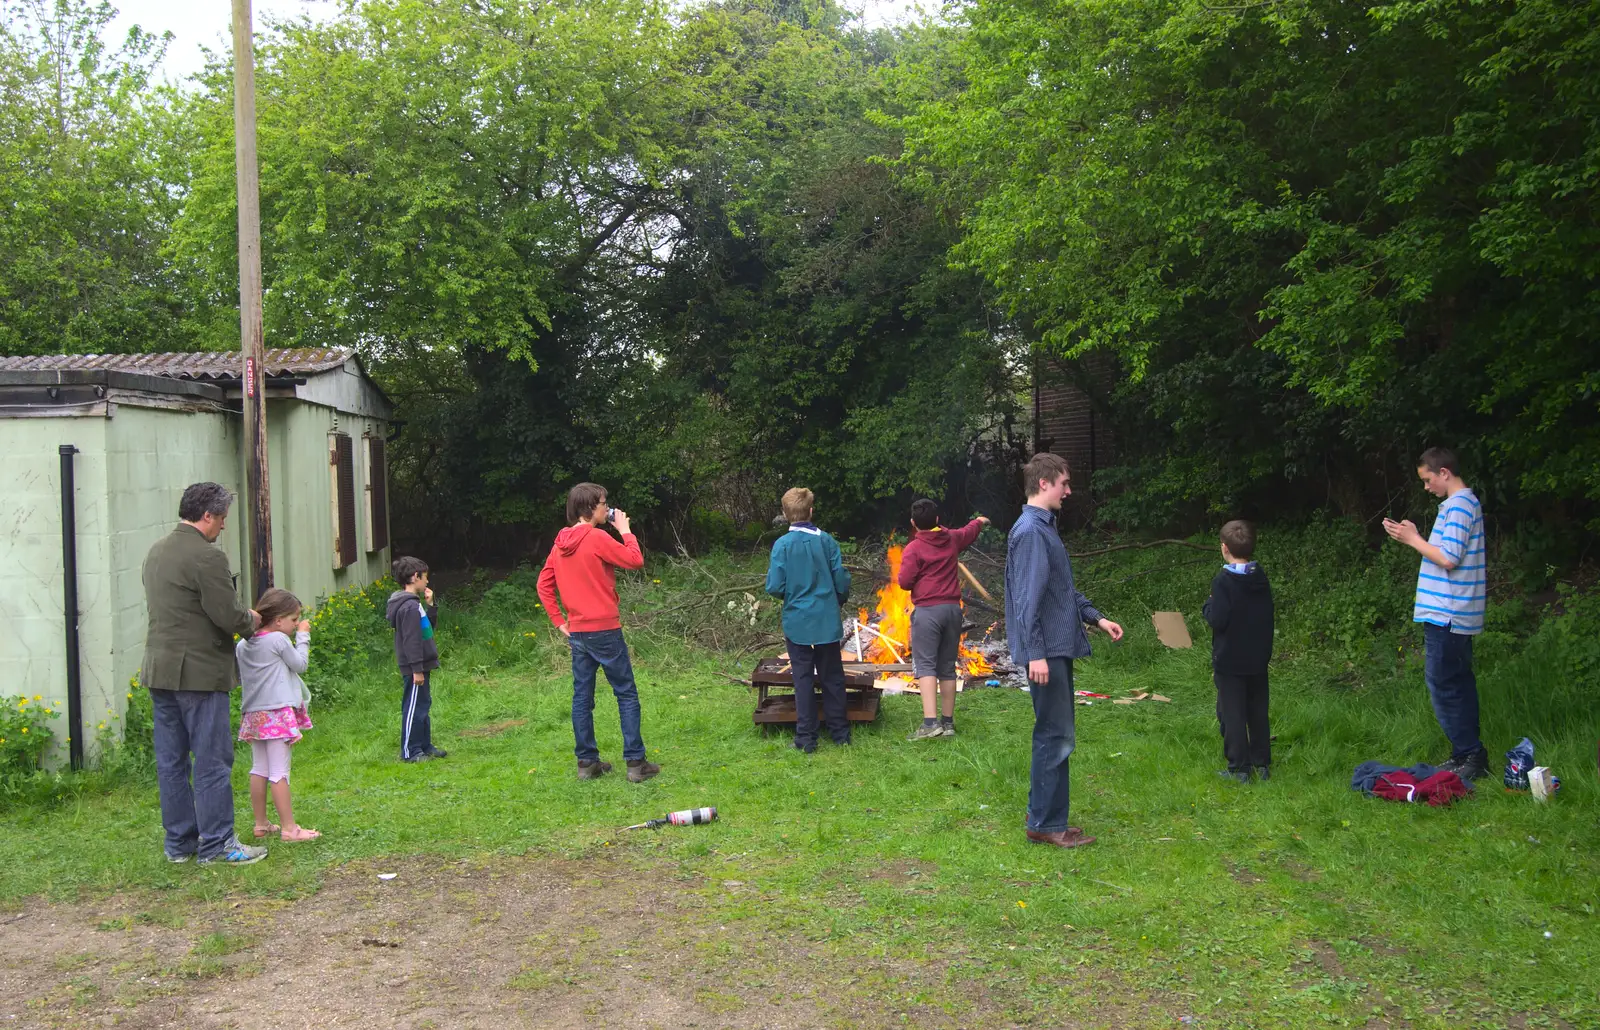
{"left": 58, "top": 444, "right": 83, "bottom": 771}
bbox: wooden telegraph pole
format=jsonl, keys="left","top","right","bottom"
{"left": 232, "top": 0, "right": 272, "bottom": 597}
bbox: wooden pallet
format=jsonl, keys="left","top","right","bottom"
{"left": 750, "top": 656, "right": 884, "bottom": 726}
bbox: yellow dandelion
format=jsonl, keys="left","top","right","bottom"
{"left": 20, "top": 728, "right": 27, "bottom": 734}
{"left": 97, "top": 722, "right": 105, "bottom": 730}
{"left": 1017, "top": 901, "right": 1026, "bottom": 909}
{"left": 33, "top": 695, "right": 40, "bottom": 701}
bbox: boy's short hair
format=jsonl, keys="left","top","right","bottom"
{"left": 1021, "top": 453, "right": 1071, "bottom": 497}
{"left": 392, "top": 556, "right": 429, "bottom": 586}
{"left": 1220, "top": 520, "right": 1256, "bottom": 560}
{"left": 1417, "top": 447, "right": 1459, "bottom": 477}
{"left": 566, "top": 482, "right": 608, "bottom": 525}
{"left": 254, "top": 587, "right": 301, "bottom": 625}
{"left": 781, "top": 487, "right": 814, "bottom": 523}
{"left": 910, "top": 498, "right": 941, "bottom": 531}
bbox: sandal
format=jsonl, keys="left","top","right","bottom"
{"left": 280, "top": 827, "right": 321, "bottom": 842}
{"left": 253, "top": 824, "right": 280, "bottom": 838}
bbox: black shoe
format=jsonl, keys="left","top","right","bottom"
{"left": 795, "top": 738, "right": 817, "bottom": 754}
{"left": 1254, "top": 765, "right": 1271, "bottom": 781}
{"left": 402, "top": 753, "right": 432, "bottom": 763}
{"left": 1453, "top": 747, "right": 1490, "bottom": 781}
{"left": 1217, "top": 769, "right": 1251, "bottom": 784}
{"left": 426, "top": 747, "right": 449, "bottom": 759}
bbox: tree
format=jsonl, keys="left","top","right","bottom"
{"left": 0, "top": 0, "right": 191, "bottom": 354}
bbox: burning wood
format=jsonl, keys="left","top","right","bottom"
{"left": 844, "top": 542, "right": 1009, "bottom": 688}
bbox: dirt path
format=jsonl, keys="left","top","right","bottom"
{"left": 0, "top": 855, "right": 1168, "bottom": 1030}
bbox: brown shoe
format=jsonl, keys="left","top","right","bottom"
{"left": 626, "top": 759, "right": 660, "bottom": 783}
{"left": 576, "top": 759, "right": 613, "bottom": 780}
{"left": 1026, "top": 828, "right": 1097, "bottom": 849}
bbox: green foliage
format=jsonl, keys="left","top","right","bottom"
{"left": 0, "top": 692, "right": 60, "bottom": 786}
{"left": 0, "top": 0, "right": 196, "bottom": 354}
{"left": 901, "top": 0, "right": 1600, "bottom": 533}
{"left": 304, "top": 578, "right": 396, "bottom": 703}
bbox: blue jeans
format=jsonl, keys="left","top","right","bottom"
{"left": 570, "top": 629, "right": 645, "bottom": 762}
{"left": 1424, "top": 623, "right": 1481, "bottom": 759}
{"left": 150, "top": 689, "right": 236, "bottom": 860}
{"left": 1026, "top": 658, "right": 1077, "bottom": 833}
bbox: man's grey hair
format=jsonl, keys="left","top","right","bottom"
{"left": 178, "top": 482, "right": 234, "bottom": 522}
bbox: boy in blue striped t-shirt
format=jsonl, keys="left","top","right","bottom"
{"left": 1383, "top": 447, "right": 1489, "bottom": 779}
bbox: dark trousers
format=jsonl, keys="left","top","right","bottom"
{"left": 787, "top": 639, "right": 850, "bottom": 748}
{"left": 400, "top": 671, "right": 434, "bottom": 759}
{"left": 1214, "top": 672, "right": 1270, "bottom": 772}
{"left": 1424, "top": 623, "right": 1481, "bottom": 759}
{"left": 1026, "top": 658, "right": 1077, "bottom": 832}
{"left": 150, "top": 688, "right": 236, "bottom": 860}
{"left": 570, "top": 628, "right": 646, "bottom": 762}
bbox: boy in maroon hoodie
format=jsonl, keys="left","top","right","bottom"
{"left": 536, "top": 482, "right": 660, "bottom": 782}
{"left": 897, "top": 499, "right": 989, "bottom": 740}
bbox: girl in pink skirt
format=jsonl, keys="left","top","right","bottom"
{"left": 236, "top": 588, "right": 320, "bottom": 842}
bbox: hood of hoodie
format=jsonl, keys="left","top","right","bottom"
{"left": 386, "top": 589, "right": 420, "bottom": 625}
{"left": 910, "top": 527, "right": 959, "bottom": 553}
{"left": 1226, "top": 567, "right": 1271, "bottom": 594}
{"left": 554, "top": 523, "right": 605, "bottom": 556}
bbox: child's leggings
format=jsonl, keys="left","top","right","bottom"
{"left": 249, "top": 739, "right": 292, "bottom": 783}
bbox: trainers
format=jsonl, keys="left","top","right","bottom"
{"left": 197, "top": 837, "right": 267, "bottom": 866}
{"left": 1454, "top": 747, "right": 1490, "bottom": 781}
{"left": 940, "top": 718, "right": 956, "bottom": 738}
{"left": 626, "top": 759, "right": 660, "bottom": 783}
{"left": 165, "top": 851, "right": 194, "bottom": 864}
{"left": 1217, "top": 769, "right": 1251, "bottom": 785}
{"left": 401, "top": 752, "right": 432, "bottom": 763}
{"left": 907, "top": 722, "right": 945, "bottom": 741}
{"left": 426, "top": 747, "right": 449, "bottom": 759}
{"left": 576, "top": 759, "right": 613, "bottom": 780}
{"left": 1254, "top": 765, "right": 1271, "bottom": 781}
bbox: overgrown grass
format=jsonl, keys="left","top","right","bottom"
{"left": 1, "top": 525, "right": 1595, "bottom": 1027}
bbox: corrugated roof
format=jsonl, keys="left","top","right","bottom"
{"left": 0, "top": 348, "right": 353, "bottom": 380}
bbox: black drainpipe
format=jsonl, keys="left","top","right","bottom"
{"left": 59, "top": 444, "right": 84, "bottom": 772}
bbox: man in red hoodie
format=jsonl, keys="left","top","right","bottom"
{"left": 536, "top": 482, "right": 660, "bottom": 782}
{"left": 898, "top": 499, "right": 990, "bottom": 740}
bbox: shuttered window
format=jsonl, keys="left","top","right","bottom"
{"left": 365, "top": 434, "right": 389, "bottom": 552}
{"left": 330, "top": 433, "right": 357, "bottom": 569}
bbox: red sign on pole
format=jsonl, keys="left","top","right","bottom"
{"left": 246, "top": 356, "right": 255, "bottom": 398}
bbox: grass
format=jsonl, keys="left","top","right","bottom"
{"left": 1, "top": 528, "right": 1597, "bottom": 1028}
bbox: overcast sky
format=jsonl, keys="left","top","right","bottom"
{"left": 105, "top": 0, "right": 929, "bottom": 85}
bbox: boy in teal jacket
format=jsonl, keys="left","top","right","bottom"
{"left": 765, "top": 487, "right": 853, "bottom": 752}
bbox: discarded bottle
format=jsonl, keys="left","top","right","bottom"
{"left": 624, "top": 806, "right": 718, "bottom": 830}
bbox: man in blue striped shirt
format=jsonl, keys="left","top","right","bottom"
{"left": 1383, "top": 447, "right": 1489, "bottom": 779}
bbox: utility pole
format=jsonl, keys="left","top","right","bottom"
{"left": 232, "top": 0, "right": 272, "bottom": 597}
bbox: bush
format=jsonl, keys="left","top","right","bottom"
{"left": 305, "top": 577, "right": 397, "bottom": 704}
{"left": 0, "top": 694, "right": 61, "bottom": 798}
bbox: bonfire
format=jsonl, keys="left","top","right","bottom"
{"left": 847, "top": 542, "right": 998, "bottom": 690}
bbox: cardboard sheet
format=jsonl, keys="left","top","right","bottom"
{"left": 1151, "top": 611, "right": 1193, "bottom": 649}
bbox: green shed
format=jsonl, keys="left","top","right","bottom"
{"left": 0, "top": 348, "right": 394, "bottom": 762}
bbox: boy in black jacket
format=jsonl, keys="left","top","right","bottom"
{"left": 386, "top": 556, "right": 445, "bottom": 763}
{"left": 1201, "top": 521, "right": 1274, "bottom": 783}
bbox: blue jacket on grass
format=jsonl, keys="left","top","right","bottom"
{"left": 765, "top": 523, "right": 852, "bottom": 646}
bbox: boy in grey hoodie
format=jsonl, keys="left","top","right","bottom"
{"left": 386, "top": 556, "right": 443, "bottom": 762}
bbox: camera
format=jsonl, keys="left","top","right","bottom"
{"left": 606, "top": 507, "right": 617, "bottom": 523}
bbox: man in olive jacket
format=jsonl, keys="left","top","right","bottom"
{"left": 141, "top": 483, "right": 265, "bottom": 864}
